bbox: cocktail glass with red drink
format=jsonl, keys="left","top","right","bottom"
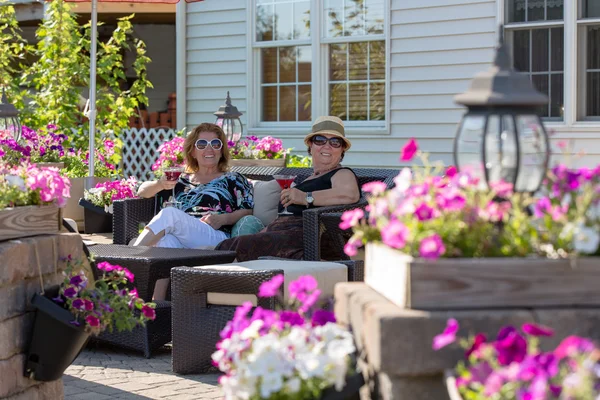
{"left": 273, "top": 174, "right": 297, "bottom": 215}
{"left": 164, "top": 166, "right": 184, "bottom": 205}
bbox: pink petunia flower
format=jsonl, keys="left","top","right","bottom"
{"left": 400, "top": 138, "right": 418, "bottom": 161}
{"left": 381, "top": 220, "right": 409, "bottom": 249}
{"left": 432, "top": 318, "right": 459, "bottom": 350}
{"left": 258, "top": 274, "right": 284, "bottom": 298}
{"left": 521, "top": 323, "right": 554, "bottom": 337}
{"left": 339, "top": 208, "right": 364, "bottom": 230}
{"left": 419, "top": 234, "right": 446, "bottom": 259}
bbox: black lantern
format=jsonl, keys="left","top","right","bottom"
{"left": 453, "top": 29, "right": 550, "bottom": 193}
{"left": 214, "top": 91, "right": 243, "bottom": 143}
{"left": 0, "top": 89, "right": 21, "bottom": 142}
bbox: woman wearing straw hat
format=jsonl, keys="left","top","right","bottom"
{"left": 215, "top": 116, "right": 360, "bottom": 261}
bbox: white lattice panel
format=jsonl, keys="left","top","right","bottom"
{"left": 121, "top": 128, "right": 175, "bottom": 181}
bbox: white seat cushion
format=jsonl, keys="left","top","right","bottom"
{"left": 250, "top": 180, "right": 281, "bottom": 226}
{"left": 194, "top": 260, "right": 348, "bottom": 306}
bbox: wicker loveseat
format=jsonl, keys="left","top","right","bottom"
{"left": 112, "top": 166, "right": 399, "bottom": 260}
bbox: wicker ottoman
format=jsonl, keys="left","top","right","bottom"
{"left": 171, "top": 258, "right": 364, "bottom": 374}
{"left": 89, "top": 244, "right": 237, "bottom": 358}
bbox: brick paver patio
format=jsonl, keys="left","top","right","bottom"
{"left": 63, "top": 345, "right": 222, "bottom": 399}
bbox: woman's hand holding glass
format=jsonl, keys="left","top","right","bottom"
{"left": 280, "top": 187, "right": 307, "bottom": 209}
{"left": 159, "top": 174, "right": 178, "bottom": 191}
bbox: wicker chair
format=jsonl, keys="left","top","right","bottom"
{"left": 171, "top": 258, "right": 364, "bottom": 374}
{"left": 112, "top": 166, "right": 400, "bottom": 260}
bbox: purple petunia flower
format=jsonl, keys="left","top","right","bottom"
{"left": 311, "top": 310, "right": 336, "bottom": 326}
{"left": 465, "top": 333, "right": 487, "bottom": 358}
{"left": 280, "top": 311, "right": 305, "bottom": 327}
{"left": 69, "top": 320, "right": 81, "bottom": 327}
{"left": 70, "top": 275, "right": 83, "bottom": 286}
{"left": 72, "top": 298, "right": 85, "bottom": 310}
{"left": 495, "top": 326, "right": 527, "bottom": 366}
{"left": 258, "top": 274, "right": 284, "bottom": 298}
{"left": 63, "top": 287, "right": 77, "bottom": 298}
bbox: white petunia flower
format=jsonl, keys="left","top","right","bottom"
{"left": 259, "top": 372, "right": 284, "bottom": 398}
{"left": 285, "top": 377, "right": 301, "bottom": 394}
{"left": 240, "top": 319, "right": 263, "bottom": 340}
{"left": 393, "top": 168, "right": 412, "bottom": 193}
{"left": 573, "top": 224, "right": 600, "bottom": 254}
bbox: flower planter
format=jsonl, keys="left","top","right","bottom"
{"left": 63, "top": 177, "right": 111, "bottom": 232}
{"left": 230, "top": 157, "right": 286, "bottom": 168}
{"left": 0, "top": 205, "right": 61, "bottom": 242}
{"left": 319, "top": 372, "right": 364, "bottom": 400}
{"left": 444, "top": 370, "right": 463, "bottom": 400}
{"left": 365, "top": 242, "right": 600, "bottom": 310}
{"left": 78, "top": 198, "right": 112, "bottom": 234}
{"left": 25, "top": 286, "right": 90, "bottom": 381}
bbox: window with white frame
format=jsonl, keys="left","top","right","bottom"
{"left": 253, "top": 0, "right": 386, "bottom": 125}
{"left": 505, "top": 0, "right": 564, "bottom": 120}
{"left": 506, "top": 0, "right": 600, "bottom": 121}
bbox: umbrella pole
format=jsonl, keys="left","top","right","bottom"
{"left": 87, "top": 0, "right": 98, "bottom": 178}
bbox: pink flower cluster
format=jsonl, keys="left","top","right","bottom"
{"left": 230, "top": 135, "right": 288, "bottom": 160}
{"left": 212, "top": 274, "right": 355, "bottom": 399}
{"left": 434, "top": 319, "right": 600, "bottom": 399}
{"left": 152, "top": 137, "right": 185, "bottom": 173}
{"left": 84, "top": 177, "right": 138, "bottom": 211}
{"left": 0, "top": 162, "right": 71, "bottom": 208}
{"left": 56, "top": 258, "right": 156, "bottom": 335}
{"left": 27, "top": 165, "right": 72, "bottom": 207}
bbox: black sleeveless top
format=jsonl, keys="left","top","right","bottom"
{"left": 285, "top": 167, "right": 360, "bottom": 216}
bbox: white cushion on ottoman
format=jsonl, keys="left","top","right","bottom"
{"left": 194, "top": 260, "right": 348, "bottom": 306}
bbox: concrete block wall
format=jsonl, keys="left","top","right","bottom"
{"left": 0, "top": 233, "right": 85, "bottom": 399}
{"left": 334, "top": 282, "right": 600, "bottom": 400}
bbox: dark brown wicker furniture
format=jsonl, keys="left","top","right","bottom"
{"left": 171, "top": 259, "right": 364, "bottom": 374}
{"left": 88, "top": 244, "right": 236, "bottom": 358}
{"left": 113, "top": 166, "right": 400, "bottom": 260}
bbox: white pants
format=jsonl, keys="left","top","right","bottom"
{"left": 146, "top": 207, "right": 228, "bottom": 249}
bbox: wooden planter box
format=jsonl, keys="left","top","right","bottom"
{"left": 365, "top": 242, "right": 600, "bottom": 310}
{"left": 0, "top": 205, "right": 61, "bottom": 242}
{"left": 230, "top": 158, "right": 286, "bottom": 167}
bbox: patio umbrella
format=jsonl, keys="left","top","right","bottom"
{"left": 62, "top": 0, "right": 203, "bottom": 177}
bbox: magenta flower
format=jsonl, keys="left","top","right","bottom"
{"left": 490, "top": 180, "right": 514, "bottom": 197}
{"left": 533, "top": 197, "right": 551, "bottom": 218}
{"left": 123, "top": 268, "right": 135, "bottom": 283}
{"left": 465, "top": 333, "right": 487, "bottom": 358}
{"left": 381, "top": 220, "right": 409, "bottom": 249}
{"left": 258, "top": 274, "right": 284, "bottom": 298}
{"left": 298, "top": 289, "right": 321, "bottom": 314}
{"left": 495, "top": 326, "right": 527, "bottom": 366}
{"left": 436, "top": 190, "right": 466, "bottom": 212}
{"left": 521, "top": 323, "right": 554, "bottom": 337}
{"left": 64, "top": 286, "right": 77, "bottom": 298}
{"left": 432, "top": 318, "right": 459, "bottom": 350}
{"left": 446, "top": 166, "right": 457, "bottom": 177}
{"left": 279, "top": 311, "right": 305, "bottom": 327}
{"left": 362, "top": 181, "right": 387, "bottom": 195}
{"left": 85, "top": 315, "right": 100, "bottom": 327}
{"left": 400, "top": 138, "right": 418, "bottom": 161}
{"left": 83, "top": 300, "right": 94, "bottom": 311}
{"left": 343, "top": 236, "right": 362, "bottom": 257}
{"left": 311, "top": 310, "right": 336, "bottom": 326}
{"left": 289, "top": 275, "right": 318, "bottom": 300}
{"left": 419, "top": 234, "right": 445, "bottom": 259}
{"left": 141, "top": 305, "right": 156, "bottom": 320}
{"left": 97, "top": 261, "right": 116, "bottom": 272}
{"left": 554, "top": 336, "right": 596, "bottom": 359}
{"left": 415, "top": 202, "right": 435, "bottom": 221}
{"left": 339, "top": 208, "right": 364, "bottom": 230}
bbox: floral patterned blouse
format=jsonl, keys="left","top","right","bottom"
{"left": 158, "top": 172, "right": 254, "bottom": 235}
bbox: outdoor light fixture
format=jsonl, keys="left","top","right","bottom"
{"left": 0, "top": 88, "right": 21, "bottom": 142}
{"left": 214, "top": 91, "right": 243, "bottom": 143}
{"left": 453, "top": 29, "right": 550, "bottom": 193}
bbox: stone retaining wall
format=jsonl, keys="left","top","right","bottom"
{"left": 0, "top": 233, "right": 85, "bottom": 399}
{"left": 335, "top": 282, "right": 600, "bottom": 400}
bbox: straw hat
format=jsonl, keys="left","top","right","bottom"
{"left": 304, "top": 116, "right": 351, "bottom": 150}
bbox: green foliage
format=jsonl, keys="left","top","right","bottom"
{"left": 286, "top": 154, "right": 312, "bottom": 168}
{"left": 0, "top": 1, "right": 31, "bottom": 95}
{"left": 7, "top": 0, "right": 152, "bottom": 150}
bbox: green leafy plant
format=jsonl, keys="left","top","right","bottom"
{"left": 286, "top": 154, "right": 312, "bottom": 168}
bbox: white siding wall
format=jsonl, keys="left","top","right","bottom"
{"left": 184, "top": 0, "right": 600, "bottom": 168}
{"left": 185, "top": 0, "right": 247, "bottom": 126}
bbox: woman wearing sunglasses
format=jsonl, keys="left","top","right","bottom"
{"left": 134, "top": 122, "right": 254, "bottom": 249}
{"left": 215, "top": 116, "right": 360, "bottom": 261}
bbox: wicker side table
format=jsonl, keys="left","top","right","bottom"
{"left": 88, "top": 244, "right": 236, "bottom": 358}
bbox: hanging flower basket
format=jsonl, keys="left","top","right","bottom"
{"left": 0, "top": 205, "right": 61, "bottom": 242}
{"left": 78, "top": 198, "right": 112, "bottom": 234}
{"left": 25, "top": 286, "right": 90, "bottom": 382}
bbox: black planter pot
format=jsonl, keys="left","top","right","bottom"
{"left": 79, "top": 198, "right": 112, "bottom": 234}
{"left": 25, "top": 286, "right": 90, "bottom": 381}
{"left": 320, "top": 372, "right": 365, "bottom": 400}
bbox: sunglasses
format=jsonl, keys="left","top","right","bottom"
{"left": 311, "top": 135, "right": 344, "bottom": 148}
{"left": 195, "top": 138, "right": 223, "bottom": 151}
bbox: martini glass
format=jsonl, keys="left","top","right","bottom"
{"left": 164, "top": 166, "right": 184, "bottom": 205}
{"left": 273, "top": 174, "right": 297, "bottom": 215}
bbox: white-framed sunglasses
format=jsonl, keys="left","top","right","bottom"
{"left": 195, "top": 138, "right": 223, "bottom": 151}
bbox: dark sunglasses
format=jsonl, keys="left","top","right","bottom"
{"left": 311, "top": 135, "right": 344, "bottom": 148}
{"left": 195, "top": 138, "right": 223, "bottom": 151}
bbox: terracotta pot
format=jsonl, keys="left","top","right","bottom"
{"left": 365, "top": 242, "right": 600, "bottom": 310}
{"left": 62, "top": 177, "right": 111, "bottom": 232}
